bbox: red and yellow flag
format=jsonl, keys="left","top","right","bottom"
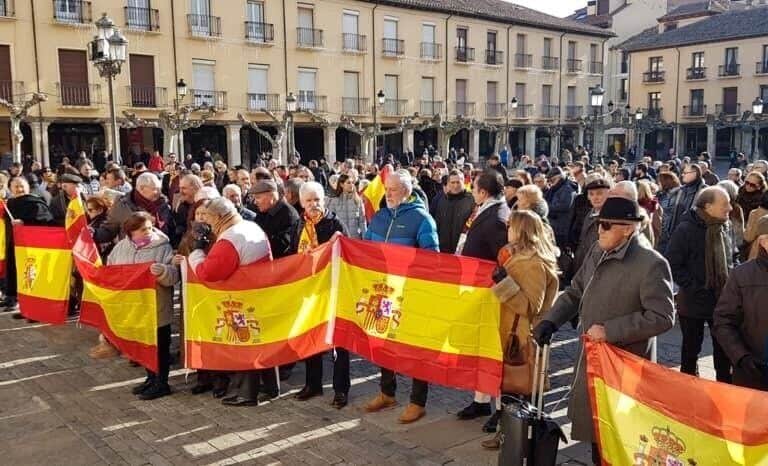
{"left": 361, "top": 164, "right": 394, "bottom": 222}
{"left": 13, "top": 226, "right": 72, "bottom": 324}
{"left": 0, "top": 200, "right": 7, "bottom": 278}
{"left": 183, "top": 242, "right": 334, "bottom": 370}
{"left": 586, "top": 341, "right": 768, "bottom": 465}
{"left": 333, "top": 238, "right": 503, "bottom": 395}
{"left": 65, "top": 195, "right": 88, "bottom": 246}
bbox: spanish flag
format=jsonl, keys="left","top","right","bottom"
{"left": 65, "top": 195, "right": 88, "bottom": 247}
{"left": 0, "top": 200, "right": 7, "bottom": 278}
{"left": 333, "top": 237, "right": 503, "bottom": 395}
{"left": 361, "top": 164, "right": 394, "bottom": 222}
{"left": 14, "top": 226, "right": 72, "bottom": 324}
{"left": 586, "top": 341, "right": 768, "bottom": 465}
{"left": 75, "top": 252, "right": 158, "bottom": 372}
{"left": 183, "top": 241, "right": 334, "bottom": 370}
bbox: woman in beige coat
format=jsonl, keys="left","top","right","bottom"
{"left": 482, "top": 209, "right": 559, "bottom": 450}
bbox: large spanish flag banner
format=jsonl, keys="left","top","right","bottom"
{"left": 586, "top": 341, "right": 768, "bottom": 466}
{"left": 14, "top": 226, "right": 72, "bottom": 324}
{"left": 333, "top": 238, "right": 503, "bottom": 395}
{"left": 361, "top": 164, "right": 393, "bottom": 222}
{"left": 183, "top": 241, "right": 334, "bottom": 370}
{"left": 74, "top": 234, "right": 158, "bottom": 372}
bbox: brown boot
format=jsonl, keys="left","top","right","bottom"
{"left": 398, "top": 403, "right": 425, "bottom": 423}
{"left": 481, "top": 432, "right": 501, "bottom": 450}
{"left": 89, "top": 341, "right": 118, "bottom": 359}
{"left": 364, "top": 393, "right": 397, "bottom": 412}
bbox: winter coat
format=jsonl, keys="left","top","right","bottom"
{"left": 189, "top": 220, "right": 272, "bottom": 282}
{"left": 573, "top": 211, "right": 598, "bottom": 274}
{"left": 665, "top": 209, "right": 733, "bottom": 319}
{"left": 107, "top": 229, "right": 178, "bottom": 327}
{"left": 290, "top": 209, "right": 347, "bottom": 251}
{"left": 254, "top": 199, "right": 301, "bottom": 259}
{"left": 7, "top": 194, "right": 55, "bottom": 225}
{"left": 364, "top": 196, "right": 439, "bottom": 251}
{"left": 713, "top": 254, "right": 768, "bottom": 391}
{"left": 736, "top": 187, "right": 765, "bottom": 221}
{"left": 659, "top": 179, "right": 705, "bottom": 254}
{"left": 541, "top": 235, "right": 675, "bottom": 442}
{"left": 544, "top": 179, "right": 575, "bottom": 243}
{"left": 326, "top": 193, "right": 366, "bottom": 239}
{"left": 567, "top": 192, "right": 592, "bottom": 249}
{"left": 461, "top": 201, "right": 509, "bottom": 262}
{"left": 656, "top": 188, "right": 676, "bottom": 253}
{"left": 434, "top": 191, "right": 475, "bottom": 254}
{"left": 93, "top": 191, "right": 173, "bottom": 245}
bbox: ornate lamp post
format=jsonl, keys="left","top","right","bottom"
{"left": 589, "top": 85, "right": 605, "bottom": 156}
{"left": 371, "top": 89, "right": 385, "bottom": 162}
{"left": 89, "top": 13, "right": 128, "bottom": 165}
{"left": 285, "top": 92, "right": 298, "bottom": 161}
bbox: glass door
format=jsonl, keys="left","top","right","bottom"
{"left": 190, "top": 0, "right": 211, "bottom": 35}
{"left": 246, "top": 1, "right": 266, "bottom": 41}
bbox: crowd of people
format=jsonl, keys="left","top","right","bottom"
{"left": 2, "top": 145, "right": 768, "bottom": 464}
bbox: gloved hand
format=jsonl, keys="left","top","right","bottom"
{"left": 491, "top": 265, "right": 508, "bottom": 284}
{"left": 532, "top": 320, "right": 558, "bottom": 346}
{"left": 738, "top": 355, "right": 767, "bottom": 380}
{"left": 191, "top": 223, "right": 213, "bottom": 251}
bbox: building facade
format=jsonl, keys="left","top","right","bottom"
{"left": 0, "top": 0, "right": 611, "bottom": 167}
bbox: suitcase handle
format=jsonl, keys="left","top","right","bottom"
{"left": 531, "top": 342, "right": 549, "bottom": 420}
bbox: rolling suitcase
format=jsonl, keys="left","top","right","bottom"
{"left": 498, "top": 343, "right": 565, "bottom": 466}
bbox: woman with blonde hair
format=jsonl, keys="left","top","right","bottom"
{"left": 481, "top": 209, "right": 559, "bottom": 450}
{"left": 636, "top": 180, "right": 662, "bottom": 247}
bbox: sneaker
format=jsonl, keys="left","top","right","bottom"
{"left": 131, "top": 378, "right": 154, "bottom": 395}
{"left": 364, "top": 393, "right": 397, "bottom": 413}
{"left": 138, "top": 382, "right": 171, "bottom": 400}
{"left": 456, "top": 401, "right": 492, "bottom": 420}
{"left": 89, "top": 341, "right": 119, "bottom": 359}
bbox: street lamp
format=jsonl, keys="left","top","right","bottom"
{"left": 752, "top": 97, "right": 764, "bottom": 115}
{"left": 89, "top": 13, "right": 127, "bottom": 165}
{"left": 590, "top": 85, "right": 605, "bottom": 109}
{"left": 176, "top": 78, "right": 188, "bottom": 105}
{"left": 372, "top": 90, "right": 385, "bottom": 161}
{"left": 286, "top": 92, "right": 297, "bottom": 112}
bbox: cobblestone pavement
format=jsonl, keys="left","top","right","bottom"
{"left": 0, "top": 304, "right": 716, "bottom": 466}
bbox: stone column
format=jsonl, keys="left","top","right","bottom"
{"left": 525, "top": 127, "right": 536, "bottom": 156}
{"left": 31, "top": 121, "right": 43, "bottom": 164}
{"left": 226, "top": 124, "right": 242, "bottom": 167}
{"left": 675, "top": 124, "right": 686, "bottom": 157}
{"left": 576, "top": 127, "right": 585, "bottom": 147}
{"left": 41, "top": 121, "right": 50, "bottom": 167}
{"left": 469, "top": 128, "right": 480, "bottom": 163}
{"left": 402, "top": 128, "right": 414, "bottom": 155}
{"left": 753, "top": 128, "right": 761, "bottom": 161}
{"left": 162, "top": 129, "right": 177, "bottom": 157}
{"left": 179, "top": 129, "right": 186, "bottom": 157}
{"left": 102, "top": 121, "right": 114, "bottom": 157}
{"left": 323, "top": 124, "right": 338, "bottom": 164}
{"left": 706, "top": 122, "right": 716, "bottom": 157}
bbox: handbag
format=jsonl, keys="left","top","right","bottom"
{"left": 501, "top": 314, "right": 534, "bottom": 395}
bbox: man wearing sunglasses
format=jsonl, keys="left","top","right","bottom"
{"left": 531, "top": 196, "right": 675, "bottom": 463}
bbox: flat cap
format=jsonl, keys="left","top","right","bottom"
{"left": 251, "top": 179, "right": 278, "bottom": 194}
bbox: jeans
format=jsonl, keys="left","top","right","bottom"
{"left": 381, "top": 368, "right": 428, "bottom": 407}
{"left": 679, "top": 316, "right": 732, "bottom": 383}
{"left": 304, "top": 348, "right": 350, "bottom": 393}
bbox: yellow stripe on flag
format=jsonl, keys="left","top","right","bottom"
{"left": 15, "top": 245, "right": 72, "bottom": 301}
{"left": 82, "top": 282, "right": 157, "bottom": 346}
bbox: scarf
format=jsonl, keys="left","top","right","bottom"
{"left": 455, "top": 198, "right": 504, "bottom": 255}
{"left": 298, "top": 209, "right": 324, "bottom": 254}
{"left": 695, "top": 208, "right": 730, "bottom": 294}
{"left": 212, "top": 211, "right": 241, "bottom": 238}
{"left": 132, "top": 190, "right": 164, "bottom": 229}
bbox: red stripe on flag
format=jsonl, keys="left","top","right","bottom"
{"left": 185, "top": 322, "right": 331, "bottom": 370}
{"left": 13, "top": 226, "right": 69, "bottom": 249}
{"left": 80, "top": 301, "right": 158, "bottom": 373}
{"left": 66, "top": 215, "right": 87, "bottom": 246}
{"left": 339, "top": 237, "right": 496, "bottom": 288}
{"left": 18, "top": 294, "right": 68, "bottom": 325}
{"left": 334, "top": 317, "right": 501, "bottom": 395}
{"left": 0, "top": 260, "right": 5, "bottom": 279}
{"left": 76, "top": 258, "right": 155, "bottom": 291}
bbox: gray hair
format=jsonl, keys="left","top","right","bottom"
{"left": 222, "top": 184, "right": 241, "bottom": 197}
{"left": 695, "top": 186, "right": 729, "bottom": 209}
{"left": 194, "top": 186, "right": 220, "bottom": 202}
{"left": 181, "top": 174, "right": 204, "bottom": 190}
{"left": 205, "top": 197, "right": 236, "bottom": 218}
{"left": 135, "top": 172, "right": 161, "bottom": 189}
{"left": 717, "top": 180, "right": 738, "bottom": 202}
{"left": 284, "top": 178, "right": 303, "bottom": 197}
{"left": 611, "top": 180, "right": 638, "bottom": 201}
{"left": 390, "top": 169, "right": 413, "bottom": 196}
{"left": 299, "top": 181, "right": 325, "bottom": 200}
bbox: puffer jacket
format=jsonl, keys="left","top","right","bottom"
{"left": 364, "top": 196, "right": 439, "bottom": 251}
{"left": 326, "top": 193, "right": 366, "bottom": 239}
{"left": 107, "top": 229, "right": 178, "bottom": 327}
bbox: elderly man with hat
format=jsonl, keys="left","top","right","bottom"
{"left": 48, "top": 172, "right": 84, "bottom": 226}
{"left": 532, "top": 196, "right": 675, "bottom": 464}
{"left": 543, "top": 166, "right": 576, "bottom": 249}
{"left": 572, "top": 174, "right": 613, "bottom": 273}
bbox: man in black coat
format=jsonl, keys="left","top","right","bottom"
{"left": 222, "top": 184, "right": 257, "bottom": 222}
{"left": 666, "top": 186, "right": 734, "bottom": 382}
{"left": 486, "top": 154, "right": 509, "bottom": 183}
{"left": 434, "top": 169, "right": 475, "bottom": 254}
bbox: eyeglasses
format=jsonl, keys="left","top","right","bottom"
{"left": 598, "top": 221, "right": 629, "bottom": 231}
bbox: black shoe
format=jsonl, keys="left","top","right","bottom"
{"left": 457, "top": 402, "right": 492, "bottom": 420}
{"left": 278, "top": 367, "right": 293, "bottom": 381}
{"left": 138, "top": 382, "right": 171, "bottom": 400}
{"left": 212, "top": 387, "right": 228, "bottom": 399}
{"left": 294, "top": 386, "right": 323, "bottom": 401}
{"left": 257, "top": 391, "right": 278, "bottom": 403}
{"left": 190, "top": 383, "right": 213, "bottom": 395}
{"left": 221, "top": 395, "right": 258, "bottom": 407}
{"left": 11, "top": 312, "right": 24, "bottom": 320}
{"left": 131, "top": 378, "right": 154, "bottom": 395}
{"left": 482, "top": 411, "right": 501, "bottom": 433}
{"left": 0, "top": 299, "right": 17, "bottom": 312}
{"left": 330, "top": 392, "right": 348, "bottom": 409}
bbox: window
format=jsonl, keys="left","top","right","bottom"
{"left": 487, "top": 81, "right": 497, "bottom": 103}
{"left": 760, "top": 85, "right": 768, "bottom": 113}
{"left": 690, "top": 89, "right": 704, "bottom": 114}
{"left": 383, "top": 18, "right": 397, "bottom": 40}
{"left": 58, "top": 49, "right": 90, "bottom": 105}
{"left": 246, "top": 1, "right": 267, "bottom": 41}
{"left": 567, "top": 86, "right": 576, "bottom": 106}
{"left": 543, "top": 38, "right": 552, "bottom": 57}
{"left": 421, "top": 77, "right": 437, "bottom": 114}
{"left": 384, "top": 74, "right": 398, "bottom": 100}
{"left": 456, "top": 79, "right": 469, "bottom": 115}
{"left": 567, "top": 41, "right": 576, "bottom": 60}
{"left": 129, "top": 54, "right": 156, "bottom": 107}
{"left": 516, "top": 34, "right": 526, "bottom": 54}
{"left": 665, "top": 22, "right": 678, "bottom": 32}
{"left": 542, "top": 85, "right": 552, "bottom": 106}
{"left": 487, "top": 31, "right": 497, "bottom": 52}
{"left": 297, "top": 67, "right": 317, "bottom": 109}
{"left": 723, "top": 87, "right": 738, "bottom": 114}
{"left": 620, "top": 51, "right": 629, "bottom": 74}
{"left": 597, "top": 0, "right": 609, "bottom": 15}
{"left": 55, "top": 0, "right": 86, "bottom": 22}
{"left": 342, "top": 11, "right": 360, "bottom": 51}
{"left": 724, "top": 47, "right": 738, "bottom": 74}
{"left": 515, "top": 83, "right": 526, "bottom": 105}
{"left": 648, "top": 92, "right": 661, "bottom": 115}
{"left": 761, "top": 45, "right": 768, "bottom": 73}
{"left": 298, "top": 6, "right": 313, "bottom": 29}
{"left": 297, "top": 6, "right": 316, "bottom": 46}
{"left": 127, "top": 0, "right": 151, "bottom": 30}
{"left": 342, "top": 71, "right": 360, "bottom": 113}
{"left": 192, "top": 59, "right": 216, "bottom": 107}
{"left": 247, "top": 64, "right": 269, "bottom": 110}
{"left": 421, "top": 23, "right": 438, "bottom": 59}
{"left": 189, "top": 0, "right": 211, "bottom": 35}
{"left": 383, "top": 18, "right": 400, "bottom": 55}
{"left": 649, "top": 56, "right": 663, "bottom": 72}
{"left": 619, "top": 78, "right": 628, "bottom": 101}
{"left": 456, "top": 27, "right": 469, "bottom": 61}
{"left": 590, "top": 44, "right": 598, "bottom": 62}
{"left": 692, "top": 52, "right": 704, "bottom": 68}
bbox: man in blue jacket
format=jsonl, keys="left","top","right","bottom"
{"left": 363, "top": 169, "right": 439, "bottom": 424}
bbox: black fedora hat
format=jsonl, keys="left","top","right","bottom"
{"left": 598, "top": 197, "right": 643, "bottom": 222}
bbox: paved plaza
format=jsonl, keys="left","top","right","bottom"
{"left": 0, "top": 300, "right": 717, "bottom": 466}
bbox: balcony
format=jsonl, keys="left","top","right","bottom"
{"left": 718, "top": 64, "right": 740, "bottom": 77}
{"left": 190, "top": 89, "right": 227, "bottom": 109}
{"left": 126, "top": 86, "right": 167, "bottom": 108}
{"left": 644, "top": 107, "right": 663, "bottom": 120}
{"left": 297, "top": 94, "right": 327, "bottom": 112}
{"left": 0, "top": 81, "right": 24, "bottom": 103}
{"left": 245, "top": 21, "right": 274, "bottom": 43}
{"left": 589, "top": 61, "right": 603, "bottom": 74}
{"left": 541, "top": 105, "right": 559, "bottom": 119}
{"left": 0, "top": 0, "right": 13, "bottom": 17}
{"left": 686, "top": 67, "right": 706, "bottom": 80}
{"left": 187, "top": 14, "right": 221, "bottom": 37}
{"left": 566, "top": 59, "right": 582, "bottom": 73}
{"left": 454, "top": 102, "right": 475, "bottom": 116}
{"left": 514, "top": 53, "right": 532, "bottom": 68}
{"left": 124, "top": 6, "right": 159, "bottom": 32}
{"left": 756, "top": 61, "right": 768, "bottom": 75}
{"left": 383, "top": 99, "right": 408, "bottom": 116}
{"left": 53, "top": 0, "right": 91, "bottom": 24}
{"left": 57, "top": 82, "right": 100, "bottom": 106}
{"left": 642, "top": 71, "right": 665, "bottom": 83}
{"left": 682, "top": 104, "right": 707, "bottom": 118}
{"left": 485, "top": 50, "right": 504, "bottom": 65}
{"left": 297, "top": 27, "right": 323, "bottom": 48}
{"left": 542, "top": 56, "right": 559, "bottom": 71}
{"left": 565, "top": 105, "right": 583, "bottom": 120}
{"left": 485, "top": 103, "right": 506, "bottom": 118}
{"left": 420, "top": 42, "right": 441, "bottom": 60}
{"left": 715, "top": 103, "right": 741, "bottom": 116}
{"left": 342, "top": 33, "right": 366, "bottom": 53}
{"left": 455, "top": 47, "right": 474, "bottom": 63}
{"left": 342, "top": 97, "right": 370, "bottom": 115}
{"left": 511, "top": 104, "right": 533, "bottom": 119}
{"left": 420, "top": 100, "right": 443, "bottom": 116}
{"left": 246, "top": 93, "right": 280, "bottom": 112}
{"left": 382, "top": 38, "right": 404, "bottom": 57}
